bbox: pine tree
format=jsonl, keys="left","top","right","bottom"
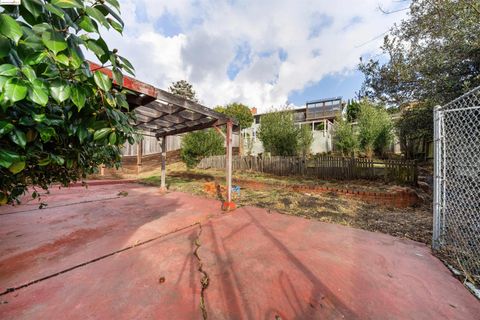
{"left": 169, "top": 80, "right": 198, "bottom": 102}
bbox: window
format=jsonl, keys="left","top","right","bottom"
{"left": 302, "top": 123, "right": 313, "bottom": 130}
{"left": 314, "top": 122, "right": 325, "bottom": 131}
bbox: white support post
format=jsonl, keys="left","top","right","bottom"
{"left": 224, "top": 120, "right": 235, "bottom": 210}
{"left": 136, "top": 140, "right": 143, "bottom": 174}
{"left": 160, "top": 136, "right": 167, "bottom": 192}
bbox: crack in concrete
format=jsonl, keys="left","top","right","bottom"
{"left": 0, "top": 196, "right": 122, "bottom": 216}
{"left": 0, "top": 222, "right": 200, "bottom": 297}
{"left": 193, "top": 223, "right": 210, "bottom": 320}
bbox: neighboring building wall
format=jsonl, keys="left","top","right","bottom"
{"left": 241, "top": 123, "right": 264, "bottom": 155}
{"left": 121, "top": 135, "right": 182, "bottom": 156}
{"left": 121, "top": 132, "right": 239, "bottom": 156}
{"left": 311, "top": 126, "right": 333, "bottom": 154}
{"left": 242, "top": 119, "right": 335, "bottom": 155}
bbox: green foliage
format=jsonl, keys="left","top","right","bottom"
{"left": 169, "top": 80, "right": 197, "bottom": 102}
{"left": 357, "top": 101, "right": 393, "bottom": 158}
{"left": 313, "top": 122, "right": 324, "bottom": 131}
{"left": 334, "top": 117, "right": 358, "bottom": 156}
{"left": 244, "top": 132, "right": 254, "bottom": 156}
{"left": 396, "top": 103, "right": 433, "bottom": 159}
{"left": 298, "top": 124, "right": 313, "bottom": 157}
{"left": 359, "top": 0, "right": 480, "bottom": 107}
{"left": 346, "top": 99, "right": 361, "bottom": 122}
{"left": 180, "top": 129, "right": 224, "bottom": 168}
{"left": 214, "top": 103, "right": 253, "bottom": 129}
{"left": 258, "top": 109, "right": 298, "bottom": 156}
{"left": 0, "top": 1, "right": 136, "bottom": 204}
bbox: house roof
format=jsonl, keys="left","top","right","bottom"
{"left": 88, "top": 62, "right": 237, "bottom": 138}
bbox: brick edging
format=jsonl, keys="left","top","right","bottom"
{"left": 232, "top": 178, "right": 420, "bottom": 208}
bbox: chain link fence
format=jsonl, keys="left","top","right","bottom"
{"left": 433, "top": 86, "right": 480, "bottom": 282}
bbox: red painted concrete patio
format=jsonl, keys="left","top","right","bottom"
{"left": 0, "top": 183, "right": 478, "bottom": 319}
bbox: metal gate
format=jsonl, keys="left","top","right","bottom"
{"left": 433, "top": 86, "right": 480, "bottom": 280}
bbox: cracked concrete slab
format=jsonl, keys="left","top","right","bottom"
{"left": 0, "top": 184, "right": 478, "bottom": 319}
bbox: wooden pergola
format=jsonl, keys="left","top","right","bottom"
{"left": 90, "top": 62, "right": 238, "bottom": 209}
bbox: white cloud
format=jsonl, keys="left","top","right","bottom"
{"left": 96, "top": 0, "right": 409, "bottom": 111}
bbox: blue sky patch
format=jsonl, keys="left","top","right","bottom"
{"left": 278, "top": 48, "right": 288, "bottom": 62}
{"left": 155, "top": 11, "right": 183, "bottom": 37}
{"left": 288, "top": 71, "right": 364, "bottom": 106}
{"left": 135, "top": 0, "right": 148, "bottom": 22}
{"left": 227, "top": 42, "right": 252, "bottom": 80}
{"left": 309, "top": 13, "right": 334, "bottom": 39}
{"left": 343, "top": 16, "right": 363, "bottom": 30}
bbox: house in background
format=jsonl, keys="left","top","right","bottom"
{"left": 242, "top": 97, "right": 345, "bottom": 155}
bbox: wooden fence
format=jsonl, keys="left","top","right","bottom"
{"left": 198, "top": 155, "right": 418, "bottom": 185}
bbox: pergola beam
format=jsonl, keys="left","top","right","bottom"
{"left": 155, "top": 119, "right": 219, "bottom": 138}
{"left": 135, "top": 106, "right": 163, "bottom": 118}
{"left": 155, "top": 89, "right": 234, "bottom": 126}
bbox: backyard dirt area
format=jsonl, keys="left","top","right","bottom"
{"left": 134, "top": 163, "right": 434, "bottom": 246}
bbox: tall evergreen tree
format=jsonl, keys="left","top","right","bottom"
{"left": 169, "top": 80, "right": 198, "bottom": 102}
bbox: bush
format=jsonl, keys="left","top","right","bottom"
{"left": 258, "top": 109, "right": 298, "bottom": 156}
{"left": 396, "top": 103, "right": 433, "bottom": 159}
{"left": 180, "top": 129, "right": 224, "bottom": 168}
{"left": 346, "top": 100, "right": 361, "bottom": 122}
{"left": 334, "top": 118, "right": 358, "bottom": 156}
{"left": 298, "top": 124, "right": 314, "bottom": 157}
{"left": 357, "top": 101, "right": 393, "bottom": 158}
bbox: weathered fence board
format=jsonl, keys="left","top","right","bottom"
{"left": 198, "top": 155, "right": 417, "bottom": 185}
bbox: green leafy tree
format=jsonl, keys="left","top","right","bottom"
{"left": 334, "top": 117, "right": 358, "bottom": 156}
{"left": 172, "top": 81, "right": 224, "bottom": 167}
{"left": 359, "top": 0, "right": 480, "bottom": 107}
{"left": 0, "top": 0, "right": 136, "bottom": 204}
{"left": 357, "top": 101, "right": 393, "bottom": 158}
{"left": 258, "top": 109, "right": 298, "bottom": 156}
{"left": 215, "top": 103, "right": 254, "bottom": 155}
{"left": 396, "top": 103, "right": 433, "bottom": 159}
{"left": 346, "top": 99, "right": 361, "bottom": 122}
{"left": 169, "top": 80, "right": 197, "bottom": 102}
{"left": 359, "top": 1, "right": 479, "bottom": 160}
{"left": 298, "top": 124, "right": 313, "bottom": 157}
{"left": 180, "top": 129, "right": 224, "bottom": 168}
{"left": 244, "top": 132, "right": 254, "bottom": 156}
{"left": 214, "top": 103, "right": 253, "bottom": 129}
{"left": 374, "top": 119, "right": 394, "bottom": 158}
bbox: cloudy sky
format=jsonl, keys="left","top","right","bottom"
{"left": 97, "top": 0, "right": 409, "bottom": 111}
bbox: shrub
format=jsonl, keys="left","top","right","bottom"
{"left": 396, "top": 103, "right": 433, "bottom": 159}
{"left": 180, "top": 129, "right": 224, "bottom": 168}
{"left": 334, "top": 118, "right": 358, "bottom": 156}
{"left": 298, "top": 124, "right": 314, "bottom": 157}
{"left": 357, "top": 101, "right": 393, "bottom": 158}
{"left": 258, "top": 109, "right": 298, "bottom": 156}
